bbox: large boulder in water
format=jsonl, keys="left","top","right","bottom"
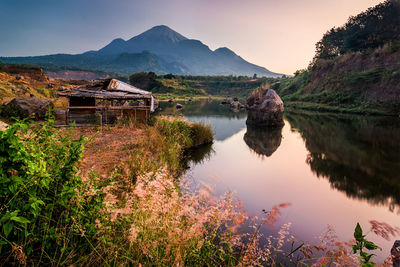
{"left": 246, "top": 89, "right": 284, "bottom": 127}
{"left": 3, "top": 97, "right": 54, "bottom": 119}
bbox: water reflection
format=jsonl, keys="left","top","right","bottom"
{"left": 286, "top": 112, "right": 400, "bottom": 211}
{"left": 244, "top": 126, "right": 283, "bottom": 157}
{"left": 182, "top": 143, "right": 214, "bottom": 170}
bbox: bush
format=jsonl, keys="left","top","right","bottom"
{"left": 0, "top": 119, "right": 107, "bottom": 265}
{"left": 189, "top": 121, "right": 213, "bottom": 147}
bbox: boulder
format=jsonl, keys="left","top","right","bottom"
{"left": 230, "top": 101, "right": 244, "bottom": 112}
{"left": 246, "top": 89, "right": 284, "bottom": 127}
{"left": 4, "top": 97, "right": 54, "bottom": 119}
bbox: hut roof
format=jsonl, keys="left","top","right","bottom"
{"left": 58, "top": 79, "right": 152, "bottom": 99}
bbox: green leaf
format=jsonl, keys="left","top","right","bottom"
{"left": 10, "top": 216, "right": 30, "bottom": 224}
{"left": 361, "top": 261, "right": 375, "bottom": 267}
{"left": 364, "top": 240, "right": 380, "bottom": 251}
{"left": 354, "top": 223, "right": 363, "bottom": 241}
{"left": 3, "top": 222, "right": 13, "bottom": 237}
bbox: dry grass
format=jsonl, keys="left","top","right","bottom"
{"left": 63, "top": 125, "right": 145, "bottom": 180}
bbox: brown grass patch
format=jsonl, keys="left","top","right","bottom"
{"left": 64, "top": 126, "right": 145, "bottom": 179}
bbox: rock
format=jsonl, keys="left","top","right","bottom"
{"left": 176, "top": 103, "right": 184, "bottom": 110}
{"left": 246, "top": 89, "right": 284, "bottom": 127}
{"left": 230, "top": 101, "right": 244, "bottom": 112}
{"left": 15, "top": 75, "right": 23, "bottom": 80}
{"left": 21, "top": 86, "right": 29, "bottom": 93}
{"left": 4, "top": 97, "right": 54, "bottom": 119}
{"left": 392, "top": 240, "right": 400, "bottom": 267}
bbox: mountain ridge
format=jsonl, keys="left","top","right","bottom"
{"left": 0, "top": 25, "right": 282, "bottom": 77}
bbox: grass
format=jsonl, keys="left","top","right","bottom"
{"left": 284, "top": 101, "right": 389, "bottom": 115}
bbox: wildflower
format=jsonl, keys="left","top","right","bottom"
{"left": 11, "top": 242, "right": 27, "bottom": 266}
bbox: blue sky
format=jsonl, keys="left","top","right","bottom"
{"left": 0, "top": 0, "right": 383, "bottom": 74}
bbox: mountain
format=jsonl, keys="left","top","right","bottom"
{"left": 0, "top": 25, "right": 281, "bottom": 77}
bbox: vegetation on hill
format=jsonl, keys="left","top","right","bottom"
{"left": 272, "top": 0, "right": 400, "bottom": 115}
{"left": 315, "top": 0, "right": 400, "bottom": 60}
{"left": 127, "top": 71, "right": 276, "bottom": 98}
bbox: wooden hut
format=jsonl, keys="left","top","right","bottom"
{"left": 58, "top": 79, "right": 157, "bottom": 125}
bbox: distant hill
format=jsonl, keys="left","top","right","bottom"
{"left": 272, "top": 0, "right": 400, "bottom": 114}
{"left": 0, "top": 25, "right": 281, "bottom": 77}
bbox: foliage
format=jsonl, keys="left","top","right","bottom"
{"left": 314, "top": 0, "right": 400, "bottom": 60}
{"left": 129, "top": 72, "right": 171, "bottom": 93}
{"left": 0, "top": 104, "right": 22, "bottom": 120}
{"left": 352, "top": 223, "right": 381, "bottom": 266}
{"left": 0, "top": 118, "right": 107, "bottom": 265}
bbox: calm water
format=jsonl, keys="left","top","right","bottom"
{"left": 159, "top": 100, "right": 400, "bottom": 261}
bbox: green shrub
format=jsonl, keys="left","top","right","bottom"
{"left": 0, "top": 119, "right": 107, "bottom": 265}
{"left": 189, "top": 121, "right": 213, "bottom": 147}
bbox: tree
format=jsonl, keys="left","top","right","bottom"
{"left": 314, "top": 0, "right": 400, "bottom": 62}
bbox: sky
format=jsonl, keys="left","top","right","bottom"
{"left": 0, "top": 0, "right": 384, "bottom": 75}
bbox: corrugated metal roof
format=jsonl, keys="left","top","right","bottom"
{"left": 107, "top": 79, "right": 151, "bottom": 95}
{"left": 58, "top": 79, "right": 156, "bottom": 111}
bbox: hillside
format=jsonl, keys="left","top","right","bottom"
{"left": 0, "top": 25, "right": 281, "bottom": 77}
{"left": 0, "top": 63, "right": 81, "bottom": 106}
{"left": 272, "top": 0, "right": 400, "bottom": 114}
{"left": 127, "top": 72, "right": 274, "bottom": 97}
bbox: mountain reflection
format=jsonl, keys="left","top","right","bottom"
{"left": 244, "top": 125, "right": 283, "bottom": 157}
{"left": 286, "top": 112, "right": 400, "bottom": 211}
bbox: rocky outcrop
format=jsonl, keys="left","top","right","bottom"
{"left": 3, "top": 97, "right": 54, "bottom": 119}
{"left": 1, "top": 65, "right": 48, "bottom": 82}
{"left": 246, "top": 89, "right": 284, "bottom": 127}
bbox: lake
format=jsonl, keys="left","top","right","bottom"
{"left": 158, "top": 100, "right": 400, "bottom": 261}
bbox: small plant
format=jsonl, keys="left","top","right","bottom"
{"left": 352, "top": 223, "right": 381, "bottom": 266}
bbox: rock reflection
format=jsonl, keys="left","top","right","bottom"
{"left": 286, "top": 112, "right": 400, "bottom": 211}
{"left": 243, "top": 125, "right": 283, "bottom": 157}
